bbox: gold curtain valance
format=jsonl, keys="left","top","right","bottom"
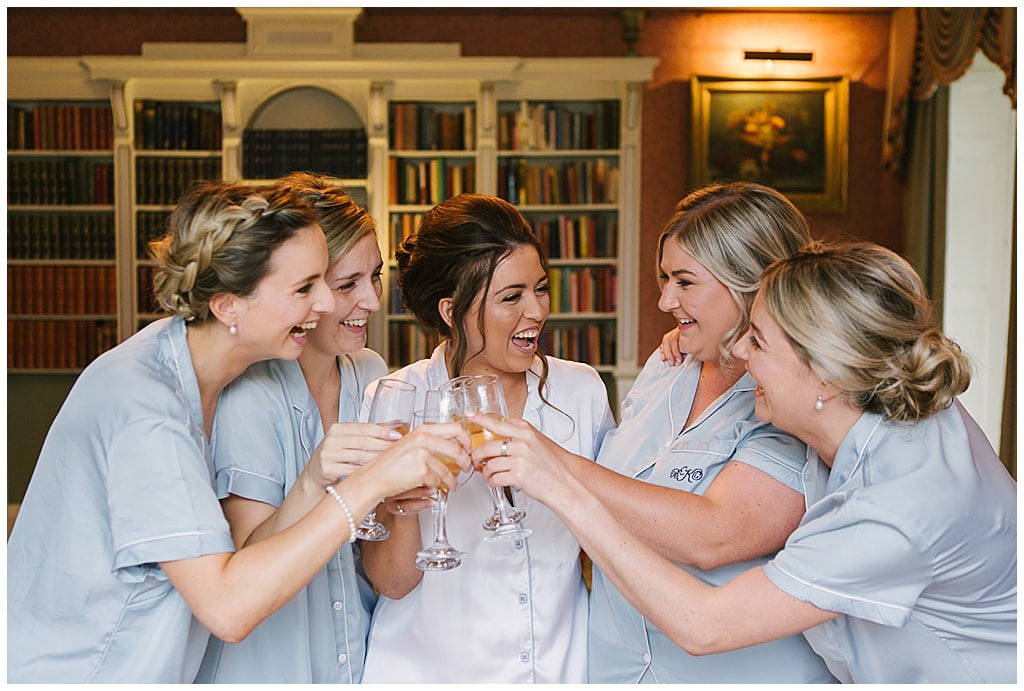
{"left": 883, "top": 7, "right": 1016, "bottom": 176}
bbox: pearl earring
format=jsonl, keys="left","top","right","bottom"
{"left": 815, "top": 395, "right": 824, "bottom": 411}
{"left": 229, "top": 322, "right": 237, "bottom": 336}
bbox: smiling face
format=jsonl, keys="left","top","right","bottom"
{"left": 304, "top": 233, "right": 383, "bottom": 359}
{"left": 657, "top": 238, "right": 740, "bottom": 365}
{"left": 237, "top": 224, "right": 332, "bottom": 362}
{"left": 732, "top": 294, "right": 820, "bottom": 435}
{"left": 459, "top": 244, "right": 550, "bottom": 376}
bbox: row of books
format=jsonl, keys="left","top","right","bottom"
{"left": 388, "top": 265, "right": 615, "bottom": 315}
{"left": 136, "top": 211, "right": 171, "bottom": 259}
{"left": 387, "top": 211, "right": 617, "bottom": 261}
{"left": 390, "top": 103, "right": 476, "bottom": 151}
{"left": 136, "top": 157, "right": 223, "bottom": 206}
{"left": 8, "top": 103, "right": 114, "bottom": 151}
{"left": 528, "top": 212, "right": 618, "bottom": 259}
{"left": 8, "top": 213, "right": 116, "bottom": 260}
{"left": 8, "top": 265, "right": 118, "bottom": 316}
{"left": 389, "top": 158, "right": 476, "bottom": 206}
{"left": 134, "top": 100, "right": 222, "bottom": 151}
{"left": 387, "top": 322, "right": 443, "bottom": 368}
{"left": 538, "top": 322, "right": 616, "bottom": 366}
{"left": 497, "top": 100, "right": 620, "bottom": 151}
{"left": 136, "top": 265, "right": 162, "bottom": 314}
{"left": 242, "top": 129, "right": 368, "bottom": 180}
{"left": 8, "top": 319, "right": 119, "bottom": 370}
{"left": 388, "top": 213, "right": 424, "bottom": 253}
{"left": 549, "top": 266, "right": 617, "bottom": 314}
{"left": 498, "top": 157, "right": 619, "bottom": 206}
{"left": 8, "top": 159, "right": 114, "bottom": 206}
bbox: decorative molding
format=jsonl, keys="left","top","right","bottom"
{"left": 236, "top": 8, "right": 363, "bottom": 59}
{"left": 217, "top": 81, "right": 238, "bottom": 132}
{"left": 108, "top": 81, "right": 128, "bottom": 134}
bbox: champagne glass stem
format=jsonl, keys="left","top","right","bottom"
{"left": 491, "top": 487, "right": 512, "bottom": 521}
{"left": 434, "top": 488, "right": 450, "bottom": 545}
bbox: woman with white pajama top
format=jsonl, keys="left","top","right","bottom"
{"left": 359, "top": 194, "right": 614, "bottom": 683}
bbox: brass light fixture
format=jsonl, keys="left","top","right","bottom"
{"left": 743, "top": 50, "right": 814, "bottom": 62}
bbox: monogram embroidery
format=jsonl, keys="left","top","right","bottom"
{"left": 669, "top": 465, "right": 704, "bottom": 483}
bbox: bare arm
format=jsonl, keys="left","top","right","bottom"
{"left": 471, "top": 413, "right": 805, "bottom": 571}
{"left": 561, "top": 453, "right": 805, "bottom": 570}
{"left": 222, "top": 422, "right": 402, "bottom": 549}
{"left": 161, "top": 422, "right": 469, "bottom": 644}
{"left": 359, "top": 488, "right": 432, "bottom": 599}
{"left": 565, "top": 480, "right": 838, "bottom": 655}
{"left": 476, "top": 424, "right": 837, "bottom": 654}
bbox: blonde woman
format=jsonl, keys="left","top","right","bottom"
{"left": 476, "top": 240, "right": 1016, "bottom": 683}
{"left": 197, "top": 173, "right": 404, "bottom": 683}
{"left": 470, "top": 182, "right": 833, "bottom": 683}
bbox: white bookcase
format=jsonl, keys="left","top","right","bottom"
{"left": 7, "top": 8, "right": 657, "bottom": 405}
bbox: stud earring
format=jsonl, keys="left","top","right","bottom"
{"left": 815, "top": 395, "right": 824, "bottom": 411}
{"left": 229, "top": 322, "right": 237, "bottom": 336}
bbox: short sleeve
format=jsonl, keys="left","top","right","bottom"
{"left": 211, "top": 371, "right": 301, "bottom": 506}
{"left": 764, "top": 493, "right": 931, "bottom": 627}
{"left": 730, "top": 422, "right": 808, "bottom": 494}
{"left": 108, "top": 417, "right": 233, "bottom": 580}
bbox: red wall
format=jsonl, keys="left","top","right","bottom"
{"left": 8, "top": 7, "right": 904, "bottom": 362}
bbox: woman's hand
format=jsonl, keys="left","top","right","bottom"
{"left": 305, "top": 422, "right": 404, "bottom": 489}
{"left": 466, "top": 412, "right": 576, "bottom": 507}
{"left": 659, "top": 327, "right": 685, "bottom": 366}
{"left": 351, "top": 421, "right": 471, "bottom": 500}
{"left": 381, "top": 487, "right": 435, "bottom": 518}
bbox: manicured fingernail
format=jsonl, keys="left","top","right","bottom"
{"left": 389, "top": 430, "right": 402, "bottom": 439}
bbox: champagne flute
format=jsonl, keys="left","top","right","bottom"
{"left": 359, "top": 378, "right": 417, "bottom": 541}
{"left": 461, "top": 374, "right": 531, "bottom": 541}
{"left": 413, "top": 388, "right": 466, "bottom": 571}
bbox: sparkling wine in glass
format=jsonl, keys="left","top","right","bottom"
{"left": 461, "top": 374, "right": 531, "bottom": 541}
{"left": 413, "top": 387, "right": 466, "bottom": 572}
{"left": 359, "top": 378, "right": 417, "bottom": 541}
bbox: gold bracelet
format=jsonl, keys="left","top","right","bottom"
{"left": 325, "top": 484, "right": 357, "bottom": 543}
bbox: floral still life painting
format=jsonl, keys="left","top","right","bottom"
{"left": 691, "top": 77, "right": 848, "bottom": 214}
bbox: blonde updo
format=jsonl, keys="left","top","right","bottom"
{"left": 148, "top": 180, "right": 318, "bottom": 323}
{"left": 758, "top": 241, "right": 972, "bottom": 422}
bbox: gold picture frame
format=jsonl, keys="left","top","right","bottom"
{"left": 691, "top": 76, "right": 849, "bottom": 214}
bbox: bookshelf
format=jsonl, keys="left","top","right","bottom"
{"left": 376, "top": 67, "right": 653, "bottom": 405}
{"left": 384, "top": 96, "right": 478, "bottom": 366}
{"left": 7, "top": 96, "right": 118, "bottom": 373}
{"left": 496, "top": 98, "right": 621, "bottom": 376}
{"left": 132, "top": 98, "right": 223, "bottom": 331}
{"left": 6, "top": 17, "right": 656, "bottom": 502}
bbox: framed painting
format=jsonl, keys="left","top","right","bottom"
{"left": 691, "top": 76, "right": 849, "bottom": 214}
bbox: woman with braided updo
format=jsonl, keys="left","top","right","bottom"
{"left": 7, "top": 180, "right": 469, "bottom": 683}
{"left": 478, "top": 240, "right": 1017, "bottom": 683}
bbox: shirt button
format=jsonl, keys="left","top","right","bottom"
{"left": 517, "top": 593, "right": 528, "bottom": 605}
{"left": 332, "top": 601, "right": 343, "bottom": 610}
{"left": 643, "top": 652, "right": 651, "bottom": 663}
{"left": 338, "top": 653, "right": 348, "bottom": 664}
{"left": 520, "top": 652, "right": 530, "bottom": 663}
{"left": 513, "top": 538, "right": 525, "bottom": 549}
